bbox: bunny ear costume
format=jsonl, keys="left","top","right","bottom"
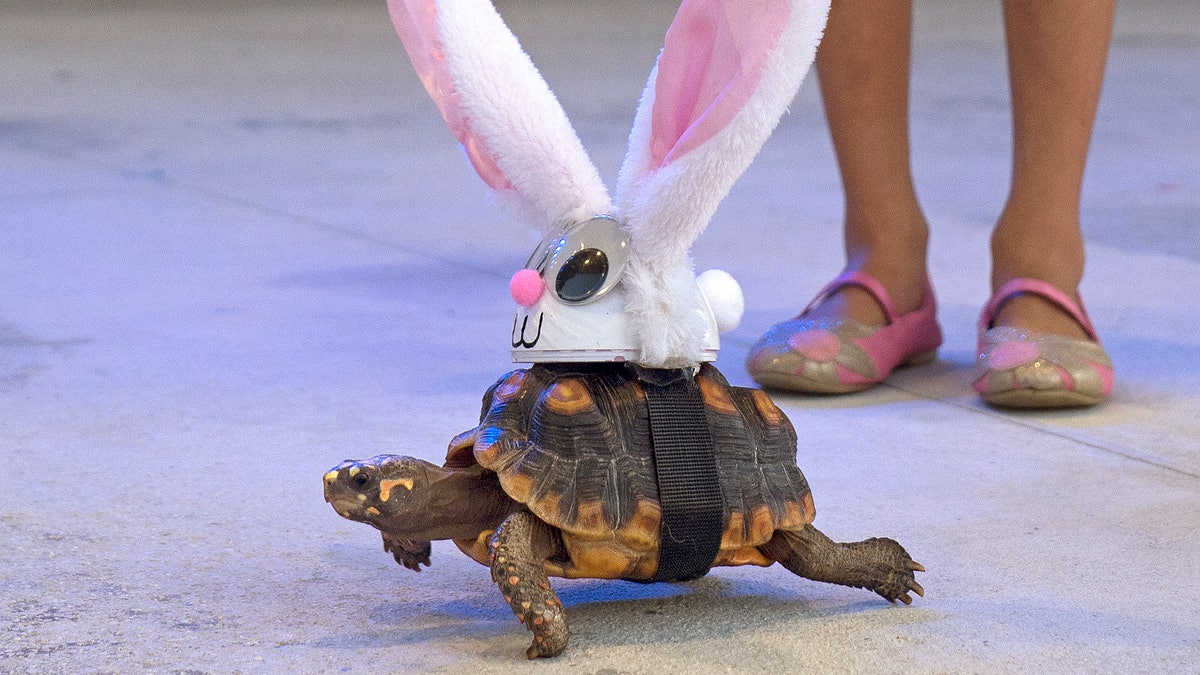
{"left": 388, "top": 0, "right": 829, "bottom": 368}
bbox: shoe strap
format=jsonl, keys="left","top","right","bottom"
{"left": 980, "top": 278, "right": 1099, "bottom": 340}
{"left": 801, "top": 270, "right": 899, "bottom": 324}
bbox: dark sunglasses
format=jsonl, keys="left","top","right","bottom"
{"left": 524, "top": 215, "right": 630, "bottom": 305}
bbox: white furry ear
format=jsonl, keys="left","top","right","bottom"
{"left": 697, "top": 269, "right": 744, "bottom": 334}
{"left": 615, "top": 0, "right": 829, "bottom": 367}
{"left": 388, "top": 0, "right": 610, "bottom": 235}
{"left": 390, "top": 0, "right": 828, "bottom": 368}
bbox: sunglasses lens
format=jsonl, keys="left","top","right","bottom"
{"left": 522, "top": 215, "right": 628, "bottom": 305}
{"left": 556, "top": 248, "right": 609, "bottom": 302}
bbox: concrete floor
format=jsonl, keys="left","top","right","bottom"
{"left": 2, "top": 1, "right": 1199, "bottom": 672}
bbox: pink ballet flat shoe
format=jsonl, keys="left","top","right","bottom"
{"left": 746, "top": 271, "right": 943, "bottom": 394}
{"left": 974, "top": 278, "right": 1114, "bottom": 408}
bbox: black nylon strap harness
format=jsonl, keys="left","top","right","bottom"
{"left": 640, "top": 367, "right": 726, "bottom": 582}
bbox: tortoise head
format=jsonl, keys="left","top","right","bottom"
{"left": 323, "top": 455, "right": 436, "bottom": 529}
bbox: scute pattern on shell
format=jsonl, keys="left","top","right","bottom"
{"left": 445, "top": 362, "right": 815, "bottom": 576}
{"left": 698, "top": 371, "right": 815, "bottom": 549}
{"left": 457, "top": 366, "right": 659, "bottom": 533}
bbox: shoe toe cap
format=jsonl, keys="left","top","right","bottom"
{"left": 786, "top": 329, "right": 841, "bottom": 362}
{"left": 984, "top": 340, "right": 1040, "bottom": 370}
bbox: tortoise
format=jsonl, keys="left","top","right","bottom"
{"left": 323, "top": 363, "right": 923, "bottom": 659}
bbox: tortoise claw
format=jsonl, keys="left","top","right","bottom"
{"left": 381, "top": 534, "right": 432, "bottom": 572}
{"left": 525, "top": 634, "right": 568, "bottom": 660}
{"left": 910, "top": 561, "right": 926, "bottom": 573}
{"left": 885, "top": 571, "right": 925, "bottom": 605}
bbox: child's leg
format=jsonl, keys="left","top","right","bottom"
{"left": 745, "top": 0, "right": 938, "bottom": 394}
{"left": 990, "top": 0, "right": 1116, "bottom": 337}
{"left": 811, "top": 0, "right": 929, "bottom": 324}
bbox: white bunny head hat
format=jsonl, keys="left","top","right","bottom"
{"left": 389, "top": 0, "right": 829, "bottom": 368}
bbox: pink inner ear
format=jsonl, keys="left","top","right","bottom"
{"left": 388, "top": 0, "right": 512, "bottom": 190}
{"left": 650, "top": 0, "right": 791, "bottom": 168}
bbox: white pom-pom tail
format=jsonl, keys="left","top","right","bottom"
{"left": 697, "top": 269, "right": 744, "bottom": 334}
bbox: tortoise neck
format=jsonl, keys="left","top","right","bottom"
{"left": 417, "top": 463, "right": 514, "bottom": 541}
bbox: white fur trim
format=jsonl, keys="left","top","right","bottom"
{"left": 437, "top": 0, "right": 611, "bottom": 234}
{"left": 697, "top": 269, "right": 744, "bottom": 334}
{"left": 620, "top": 258, "right": 709, "bottom": 369}
{"left": 616, "top": 0, "right": 828, "bottom": 366}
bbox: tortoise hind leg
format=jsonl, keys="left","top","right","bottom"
{"left": 488, "top": 511, "right": 569, "bottom": 659}
{"left": 761, "top": 524, "right": 925, "bottom": 604}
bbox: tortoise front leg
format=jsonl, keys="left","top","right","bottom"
{"left": 488, "top": 511, "right": 569, "bottom": 659}
{"left": 761, "top": 524, "right": 925, "bottom": 604}
{"left": 381, "top": 533, "right": 432, "bottom": 571}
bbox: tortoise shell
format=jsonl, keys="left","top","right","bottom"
{"left": 445, "top": 362, "right": 815, "bottom": 581}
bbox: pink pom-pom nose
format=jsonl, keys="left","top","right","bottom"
{"left": 510, "top": 268, "right": 544, "bottom": 307}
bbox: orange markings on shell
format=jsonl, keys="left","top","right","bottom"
{"left": 542, "top": 378, "right": 595, "bottom": 416}
{"left": 750, "top": 389, "right": 785, "bottom": 426}
{"left": 558, "top": 538, "right": 652, "bottom": 579}
{"left": 748, "top": 505, "right": 776, "bottom": 544}
{"left": 722, "top": 511, "right": 747, "bottom": 549}
{"left": 561, "top": 494, "right": 657, "bottom": 547}
{"left": 503, "top": 471, "right": 535, "bottom": 505}
{"left": 573, "top": 499, "right": 609, "bottom": 535}
{"left": 798, "top": 492, "right": 817, "bottom": 525}
{"left": 529, "top": 491, "right": 563, "bottom": 527}
{"left": 714, "top": 546, "right": 774, "bottom": 568}
{"left": 697, "top": 373, "right": 738, "bottom": 415}
{"left": 549, "top": 499, "right": 663, "bottom": 580}
{"left": 439, "top": 364, "right": 817, "bottom": 582}
{"left": 626, "top": 499, "right": 662, "bottom": 548}
{"left": 492, "top": 370, "right": 528, "bottom": 403}
{"left": 464, "top": 372, "right": 531, "bottom": 468}
{"left": 720, "top": 500, "right": 811, "bottom": 551}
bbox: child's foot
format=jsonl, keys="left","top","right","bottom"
{"left": 802, "top": 264, "right": 927, "bottom": 328}
{"left": 746, "top": 268, "right": 942, "bottom": 394}
{"left": 990, "top": 289, "right": 1093, "bottom": 341}
{"left": 974, "top": 278, "right": 1113, "bottom": 408}
{"left": 988, "top": 210, "right": 1092, "bottom": 342}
